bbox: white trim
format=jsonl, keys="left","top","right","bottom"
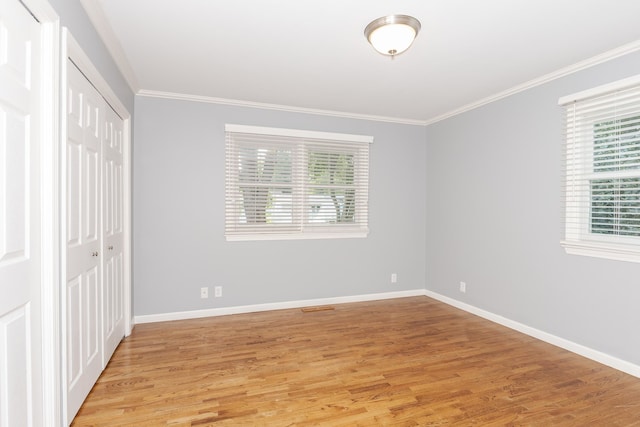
{"left": 66, "top": 34, "right": 130, "bottom": 121}
{"left": 425, "top": 40, "right": 640, "bottom": 125}
{"left": 122, "top": 117, "right": 133, "bottom": 336}
{"left": 561, "top": 240, "right": 640, "bottom": 263}
{"left": 135, "top": 288, "right": 640, "bottom": 379}
{"left": 226, "top": 232, "right": 368, "bottom": 242}
{"left": 225, "top": 124, "right": 374, "bottom": 144}
{"left": 61, "top": 4, "right": 640, "bottom": 128}
{"left": 58, "top": 38, "right": 70, "bottom": 425}
{"left": 139, "top": 89, "right": 426, "bottom": 126}
{"left": 39, "top": 18, "right": 62, "bottom": 427}
{"left": 423, "top": 290, "right": 640, "bottom": 379}
{"left": 559, "top": 73, "right": 640, "bottom": 105}
{"left": 124, "top": 41, "right": 640, "bottom": 127}
{"left": 64, "top": 30, "right": 134, "bottom": 337}
{"left": 141, "top": 39, "right": 640, "bottom": 127}
{"left": 134, "top": 289, "right": 426, "bottom": 324}
{"left": 78, "top": 0, "right": 139, "bottom": 92}
{"left": 69, "top": 0, "right": 640, "bottom": 125}
{"left": 17, "top": 0, "right": 62, "bottom": 424}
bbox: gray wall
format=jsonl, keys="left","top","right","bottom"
{"left": 133, "top": 97, "right": 427, "bottom": 315}
{"left": 48, "top": 0, "right": 134, "bottom": 113}
{"left": 426, "top": 51, "right": 640, "bottom": 365}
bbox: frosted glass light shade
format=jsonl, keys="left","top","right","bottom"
{"left": 365, "top": 15, "right": 421, "bottom": 56}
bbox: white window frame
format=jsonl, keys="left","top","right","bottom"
{"left": 559, "top": 74, "right": 640, "bottom": 263}
{"left": 225, "top": 124, "right": 373, "bottom": 241}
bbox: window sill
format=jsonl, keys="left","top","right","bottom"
{"left": 561, "top": 240, "right": 640, "bottom": 263}
{"left": 226, "top": 231, "right": 369, "bottom": 242}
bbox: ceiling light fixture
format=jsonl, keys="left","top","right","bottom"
{"left": 364, "top": 14, "right": 421, "bottom": 58}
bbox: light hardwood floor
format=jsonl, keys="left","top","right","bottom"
{"left": 72, "top": 296, "right": 640, "bottom": 426}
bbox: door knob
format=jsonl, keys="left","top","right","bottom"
{"left": 91, "top": 251, "right": 99, "bottom": 257}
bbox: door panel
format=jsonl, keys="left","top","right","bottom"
{"left": 66, "top": 274, "right": 82, "bottom": 389}
{"left": 65, "top": 60, "right": 103, "bottom": 421}
{"left": 66, "top": 141, "right": 81, "bottom": 247}
{"left": 103, "top": 105, "right": 125, "bottom": 363}
{"left": 0, "top": 0, "right": 42, "bottom": 425}
{"left": 0, "top": 306, "right": 31, "bottom": 427}
{"left": 85, "top": 265, "right": 100, "bottom": 365}
{"left": 0, "top": 107, "right": 27, "bottom": 262}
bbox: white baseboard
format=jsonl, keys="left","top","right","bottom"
{"left": 423, "top": 289, "right": 640, "bottom": 379}
{"left": 134, "top": 289, "right": 426, "bottom": 325}
{"left": 133, "top": 287, "right": 640, "bottom": 379}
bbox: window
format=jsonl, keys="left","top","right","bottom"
{"left": 225, "top": 124, "right": 372, "bottom": 240}
{"left": 559, "top": 75, "right": 640, "bottom": 262}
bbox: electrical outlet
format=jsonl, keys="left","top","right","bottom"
{"left": 214, "top": 286, "right": 222, "bottom": 298}
{"left": 459, "top": 282, "right": 466, "bottom": 293}
{"left": 391, "top": 273, "right": 397, "bottom": 283}
{"left": 200, "top": 287, "right": 209, "bottom": 299}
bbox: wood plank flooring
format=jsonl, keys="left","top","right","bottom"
{"left": 71, "top": 296, "right": 640, "bottom": 426}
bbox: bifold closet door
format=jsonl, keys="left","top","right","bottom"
{"left": 0, "top": 0, "right": 44, "bottom": 424}
{"left": 102, "top": 105, "right": 125, "bottom": 361}
{"left": 65, "top": 57, "right": 126, "bottom": 422}
{"left": 65, "top": 60, "right": 103, "bottom": 420}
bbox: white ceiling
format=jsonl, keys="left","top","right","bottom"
{"left": 82, "top": 0, "right": 640, "bottom": 124}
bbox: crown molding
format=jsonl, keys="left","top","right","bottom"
{"left": 79, "top": 0, "right": 139, "bottom": 92}
{"left": 425, "top": 39, "right": 640, "bottom": 125}
{"left": 73, "top": 1, "right": 640, "bottom": 128}
{"left": 137, "top": 89, "right": 428, "bottom": 126}
{"left": 139, "top": 39, "right": 640, "bottom": 127}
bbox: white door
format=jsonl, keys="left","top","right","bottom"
{"left": 65, "top": 60, "right": 103, "bottom": 420}
{"left": 0, "top": 0, "right": 43, "bottom": 425}
{"left": 102, "top": 105, "right": 125, "bottom": 363}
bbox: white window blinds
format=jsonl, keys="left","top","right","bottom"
{"left": 225, "top": 124, "right": 372, "bottom": 241}
{"left": 559, "top": 75, "right": 640, "bottom": 262}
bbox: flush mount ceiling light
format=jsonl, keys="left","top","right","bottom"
{"left": 364, "top": 14, "right": 421, "bottom": 57}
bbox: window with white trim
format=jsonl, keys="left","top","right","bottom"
{"left": 225, "top": 124, "right": 372, "bottom": 241}
{"left": 559, "top": 75, "right": 640, "bottom": 262}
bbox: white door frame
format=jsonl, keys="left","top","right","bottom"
{"left": 16, "top": 0, "right": 61, "bottom": 425}
{"left": 60, "top": 28, "right": 133, "bottom": 424}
